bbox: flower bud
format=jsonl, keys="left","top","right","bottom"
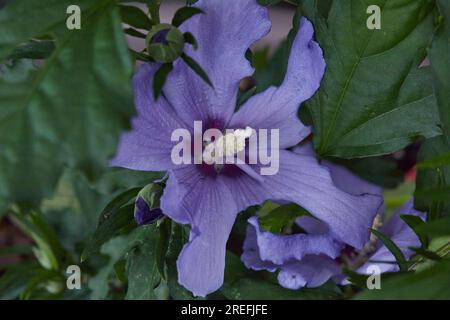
{"left": 134, "top": 183, "right": 164, "bottom": 225}
{"left": 146, "top": 23, "right": 184, "bottom": 63}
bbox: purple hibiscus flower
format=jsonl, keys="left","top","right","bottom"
{"left": 112, "top": 0, "right": 381, "bottom": 296}
{"left": 242, "top": 146, "right": 426, "bottom": 290}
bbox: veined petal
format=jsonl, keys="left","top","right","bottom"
{"left": 230, "top": 18, "right": 325, "bottom": 148}
{"left": 160, "top": 166, "right": 239, "bottom": 297}
{"left": 246, "top": 216, "right": 342, "bottom": 265}
{"left": 278, "top": 255, "right": 340, "bottom": 289}
{"left": 164, "top": 0, "right": 271, "bottom": 127}
{"left": 262, "top": 150, "right": 383, "bottom": 249}
{"left": 111, "top": 63, "right": 188, "bottom": 171}
{"left": 241, "top": 222, "right": 278, "bottom": 272}
{"left": 293, "top": 143, "right": 384, "bottom": 197}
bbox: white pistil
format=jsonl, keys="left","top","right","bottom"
{"left": 202, "top": 127, "right": 253, "bottom": 164}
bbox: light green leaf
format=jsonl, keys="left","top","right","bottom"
{"left": 10, "top": 211, "right": 65, "bottom": 271}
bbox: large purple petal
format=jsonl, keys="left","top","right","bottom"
{"left": 261, "top": 150, "right": 383, "bottom": 249}
{"left": 278, "top": 255, "right": 340, "bottom": 289}
{"left": 163, "top": 0, "right": 271, "bottom": 127}
{"left": 293, "top": 143, "right": 383, "bottom": 197}
{"left": 111, "top": 64, "right": 188, "bottom": 171}
{"left": 356, "top": 199, "right": 426, "bottom": 274}
{"left": 229, "top": 18, "right": 325, "bottom": 148}
{"left": 160, "top": 166, "right": 238, "bottom": 297}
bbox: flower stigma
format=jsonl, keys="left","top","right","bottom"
{"left": 202, "top": 126, "right": 254, "bottom": 168}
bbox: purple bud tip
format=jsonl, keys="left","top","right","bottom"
{"left": 151, "top": 29, "right": 170, "bottom": 45}
{"left": 135, "top": 197, "right": 164, "bottom": 225}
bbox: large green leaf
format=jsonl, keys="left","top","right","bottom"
{"left": 302, "top": 0, "right": 440, "bottom": 158}
{"left": 0, "top": 0, "right": 134, "bottom": 207}
{"left": 414, "top": 0, "right": 450, "bottom": 219}
{"left": 429, "top": 0, "right": 450, "bottom": 137}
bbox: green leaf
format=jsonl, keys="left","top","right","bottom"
{"left": 417, "top": 217, "right": 450, "bottom": 238}
{"left": 302, "top": 0, "right": 440, "bottom": 158}
{"left": 237, "top": 86, "right": 257, "bottom": 109}
{"left": 172, "top": 7, "right": 203, "bottom": 27}
{"left": 20, "top": 269, "right": 63, "bottom": 300}
{"left": 0, "top": 244, "right": 33, "bottom": 256}
{"left": 257, "top": 0, "right": 282, "bottom": 6}
{"left": 259, "top": 203, "right": 310, "bottom": 234}
{"left": 124, "top": 27, "right": 147, "bottom": 39}
{"left": 370, "top": 228, "right": 408, "bottom": 272}
{"left": 120, "top": 4, "right": 153, "bottom": 30}
{"left": 415, "top": 136, "right": 450, "bottom": 219}
{"left": 165, "top": 223, "right": 194, "bottom": 300}
{"left": 414, "top": 0, "right": 450, "bottom": 220}
{"left": 10, "top": 211, "right": 65, "bottom": 271}
{"left": 8, "top": 40, "right": 55, "bottom": 60}
{"left": 183, "top": 32, "right": 198, "bottom": 50}
{"left": 0, "top": 262, "right": 42, "bottom": 300}
{"left": 88, "top": 225, "right": 158, "bottom": 299}
{"left": 147, "top": 0, "right": 161, "bottom": 25}
{"left": 400, "top": 214, "right": 428, "bottom": 247}
{"left": 0, "top": 0, "right": 95, "bottom": 62}
{"left": 155, "top": 218, "right": 171, "bottom": 279}
{"left": 356, "top": 258, "right": 450, "bottom": 299}
{"left": 125, "top": 225, "right": 161, "bottom": 300}
{"left": 417, "top": 152, "right": 450, "bottom": 169}
{"left": 0, "top": 0, "right": 135, "bottom": 207}
{"left": 181, "top": 52, "right": 213, "bottom": 88}
{"left": 153, "top": 63, "right": 173, "bottom": 100}
{"left": 343, "top": 267, "right": 401, "bottom": 289}
{"left": 429, "top": 0, "right": 450, "bottom": 137}
{"left": 253, "top": 41, "right": 291, "bottom": 93}
{"left": 410, "top": 247, "right": 442, "bottom": 261}
{"left": 88, "top": 235, "right": 131, "bottom": 299}
{"left": 81, "top": 187, "right": 141, "bottom": 261}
